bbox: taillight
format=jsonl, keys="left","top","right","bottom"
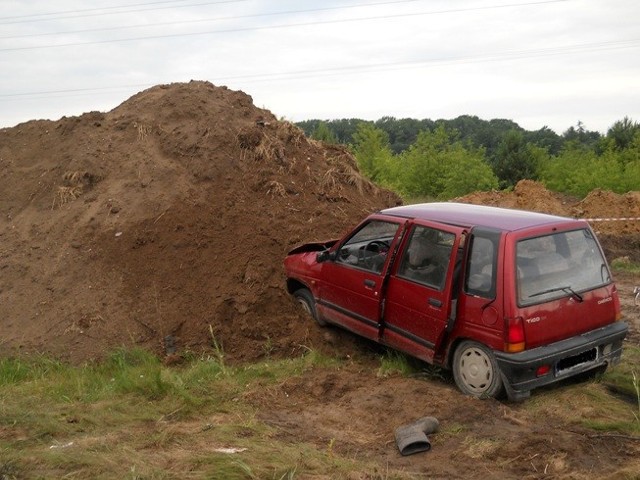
{"left": 613, "top": 289, "right": 622, "bottom": 321}
{"left": 505, "top": 316, "right": 525, "bottom": 353}
{"left": 536, "top": 365, "right": 551, "bottom": 377}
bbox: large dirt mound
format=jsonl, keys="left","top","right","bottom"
{"left": 2, "top": 85, "right": 637, "bottom": 364}
{"left": 0, "top": 81, "right": 400, "bottom": 363}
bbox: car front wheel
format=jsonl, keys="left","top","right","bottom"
{"left": 293, "top": 289, "right": 326, "bottom": 326}
{"left": 452, "top": 340, "right": 504, "bottom": 398}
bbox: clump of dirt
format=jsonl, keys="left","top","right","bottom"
{"left": 0, "top": 81, "right": 400, "bottom": 363}
{"left": 460, "top": 179, "right": 570, "bottom": 216}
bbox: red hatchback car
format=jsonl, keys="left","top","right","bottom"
{"left": 284, "top": 203, "right": 628, "bottom": 400}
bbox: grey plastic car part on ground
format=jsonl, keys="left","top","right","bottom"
{"left": 394, "top": 416, "right": 439, "bottom": 456}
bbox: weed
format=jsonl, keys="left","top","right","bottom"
{"left": 463, "top": 435, "right": 500, "bottom": 459}
{"left": 232, "top": 459, "right": 258, "bottom": 479}
{"left": 633, "top": 370, "right": 640, "bottom": 423}
{"left": 610, "top": 257, "right": 640, "bottom": 274}
{"left": 326, "top": 437, "right": 336, "bottom": 457}
{"left": 0, "top": 358, "right": 33, "bottom": 385}
{"left": 266, "top": 180, "right": 286, "bottom": 197}
{"left": 601, "top": 346, "right": 640, "bottom": 432}
{"left": 415, "top": 363, "right": 449, "bottom": 383}
{"left": 320, "top": 161, "right": 368, "bottom": 196}
{"left": 209, "top": 324, "right": 228, "bottom": 377}
{"left": 134, "top": 121, "right": 152, "bottom": 141}
{"left": 262, "top": 336, "right": 275, "bottom": 357}
{"left": 275, "top": 466, "right": 298, "bottom": 480}
{"left": 0, "top": 460, "right": 20, "bottom": 480}
{"left": 440, "top": 423, "right": 466, "bottom": 437}
{"left": 377, "top": 350, "right": 418, "bottom": 377}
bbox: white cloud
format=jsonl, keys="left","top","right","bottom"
{"left": 1, "top": 0, "right": 638, "bottom": 133}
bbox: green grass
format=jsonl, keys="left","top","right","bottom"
{"left": 524, "top": 345, "right": 640, "bottom": 436}
{"left": 1, "top": 344, "right": 638, "bottom": 478}
{"left": 377, "top": 349, "right": 419, "bottom": 377}
{"left": 611, "top": 257, "right": 640, "bottom": 274}
{"left": 601, "top": 346, "right": 640, "bottom": 429}
{"left": 0, "top": 347, "right": 402, "bottom": 479}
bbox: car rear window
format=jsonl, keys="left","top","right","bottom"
{"left": 516, "top": 228, "right": 610, "bottom": 306}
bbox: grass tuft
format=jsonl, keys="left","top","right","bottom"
{"left": 610, "top": 257, "right": 640, "bottom": 274}
{"left": 377, "top": 349, "right": 418, "bottom": 377}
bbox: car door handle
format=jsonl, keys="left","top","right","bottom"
{"left": 364, "top": 279, "right": 376, "bottom": 288}
{"left": 428, "top": 298, "right": 442, "bottom": 307}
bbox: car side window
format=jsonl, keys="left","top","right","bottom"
{"left": 336, "top": 220, "right": 400, "bottom": 274}
{"left": 397, "top": 226, "right": 453, "bottom": 290}
{"left": 465, "top": 236, "right": 496, "bottom": 297}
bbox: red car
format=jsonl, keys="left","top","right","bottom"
{"left": 284, "top": 203, "right": 628, "bottom": 400}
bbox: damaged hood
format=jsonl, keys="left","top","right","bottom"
{"left": 287, "top": 240, "right": 338, "bottom": 256}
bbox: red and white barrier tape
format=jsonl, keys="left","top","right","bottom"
{"left": 582, "top": 217, "right": 640, "bottom": 222}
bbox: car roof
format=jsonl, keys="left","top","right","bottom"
{"left": 380, "top": 202, "right": 580, "bottom": 232}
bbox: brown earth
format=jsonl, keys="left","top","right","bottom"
{"left": 1, "top": 81, "right": 639, "bottom": 478}
{"left": 0, "top": 80, "right": 401, "bottom": 364}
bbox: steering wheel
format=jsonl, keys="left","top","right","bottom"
{"left": 358, "top": 240, "right": 389, "bottom": 270}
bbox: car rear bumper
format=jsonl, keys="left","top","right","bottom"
{"left": 494, "top": 321, "right": 628, "bottom": 401}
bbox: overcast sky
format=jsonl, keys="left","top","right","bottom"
{"left": 1, "top": 0, "right": 638, "bottom": 134}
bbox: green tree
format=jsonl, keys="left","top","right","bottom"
{"left": 493, "top": 130, "right": 544, "bottom": 188}
{"left": 607, "top": 116, "right": 639, "bottom": 151}
{"left": 311, "top": 121, "right": 338, "bottom": 144}
{"left": 351, "top": 123, "right": 394, "bottom": 182}
{"left": 562, "top": 121, "right": 602, "bottom": 150}
{"left": 539, "top": 140, "right": 638, "bottom": 196}
{"left": 525, "top": 126, "right": 563, "bottom": 155}
{"left": 375, "top": 116, "right": 434, "bottom": 153}
{"left": 396, "top": 126, "right": 498, "bottom": 199}
{"left": 439, "top": 150, "right": 499, "bottom": 199}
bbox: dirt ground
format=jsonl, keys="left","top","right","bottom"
{"left": 247, "top": 270, "right": 638, "bottom": 479}
{"left": 1, "top": 81, "right": 639, "bottom": 478}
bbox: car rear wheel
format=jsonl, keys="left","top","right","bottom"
{"left": 453, "top": 340, "right": 504, "bottom": 398}
{"left": 293, "top": 289, "right": 326, "bottom": 326}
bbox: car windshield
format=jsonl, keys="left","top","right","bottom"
{"left": 336, "top": 220, "right": 400, "bottom": 274}
{"left": 516, "top": 228, "right": 610, "bottom": 306}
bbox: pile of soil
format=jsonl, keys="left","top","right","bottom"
{"left": 1, "top": 82, "right": 638, "bottom": 364}
{"left": 0, "top": 81, "right": 400, "bottom": 363}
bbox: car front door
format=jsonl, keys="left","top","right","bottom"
{"left": 316, "top": 216, "right": 405, "bottom": 341}
{"left": 382, "top": 221, "right": 466, "bottom": 363}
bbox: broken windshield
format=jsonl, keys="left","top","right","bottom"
{"left": 516, "top": 229, "right": 610, "bottom": 306}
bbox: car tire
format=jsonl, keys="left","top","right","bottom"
{"left": 293, "top": 289, "right": 326, "bottom": 326}
{"left": 452, "top": 340, "right": 504, "bottom": 398}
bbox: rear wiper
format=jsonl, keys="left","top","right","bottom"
{"left": 530, "top": 286, "right": 583, "bottom": 303}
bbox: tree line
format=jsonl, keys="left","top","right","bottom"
{"left": 296, "top": 116, "right": 640, "bottom": 199}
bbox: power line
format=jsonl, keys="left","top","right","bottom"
{"left": 0, "top": 0, "right": 572, "bottom": 52}
{"left": 0, "top": 0, "right": 205, "bottom": 21}
{"left": 0, "top": 0, "right": 427, "bottom": 39}
{"left": 0, "top": 0, "right": 248, "bottom": 25}
{"left": 1, "top": 37, "right": 637, "bottom": 100}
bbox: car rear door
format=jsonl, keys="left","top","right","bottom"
{"left": 509, "top": 226, "right": 620, "bottom": 348}
{"left": 382, "top": 221, "right": 466, "bottom": 363}
{"left": 315, "top": 216, "right": 405, "bottom": 341}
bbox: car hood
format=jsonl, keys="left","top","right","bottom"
{"left": 287, "top": 240, "right": 338, "bottom": 256}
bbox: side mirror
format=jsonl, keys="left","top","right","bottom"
{"left": 317, "top": 250, "right": 334, "bottom": 263}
